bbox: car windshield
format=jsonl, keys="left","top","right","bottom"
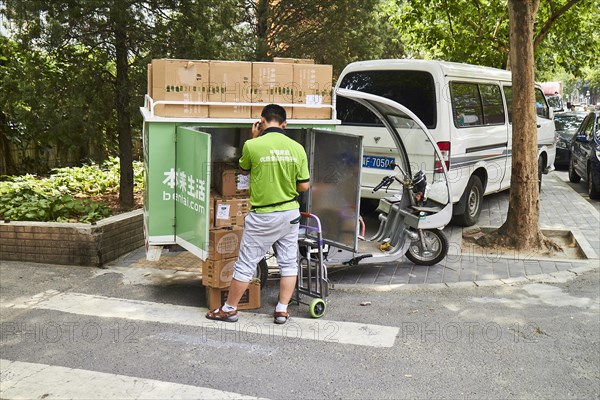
{"left": 554, "top": 113, "right": 585, "bottom": 133}
{"left": 546, "top": 95, "right": 563, "bottom": 111}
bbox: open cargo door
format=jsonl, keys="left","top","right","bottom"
{"left": 174, "top": 126, "right": 212, "bottom": 259}
{"left": 307, "top": 130, "right": 363, "bottom": 251}
{"left": 335, "top": 89, "right": 453, "bottom": 229}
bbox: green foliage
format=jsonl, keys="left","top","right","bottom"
{"left": 382, "top": 0, "right": 599, "bottom": 74}
{"left": 0, "top": 157, "right": 143, "bottom": 223}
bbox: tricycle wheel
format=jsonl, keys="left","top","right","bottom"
{"left": 405, "top": 229, "right": 448, "bottom": 266}
{"left": 309, "top": 298, "right": 326, "bottom": 318}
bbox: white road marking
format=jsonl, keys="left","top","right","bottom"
{"left": 4, "top": 291, "right": 399, "bottom": 348}
{"left": 0, "top": 359, "right": 263, "bottom": 399}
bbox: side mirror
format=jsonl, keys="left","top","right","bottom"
{"left": 575, "top": 134, "right": 589, "bottom": 143}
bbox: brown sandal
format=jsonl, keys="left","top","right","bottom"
{"left": 273, "top": 311, "right": 290, "bottom": 325}
{"left": 206, "top": 307, "right": 238, "bottom": 322}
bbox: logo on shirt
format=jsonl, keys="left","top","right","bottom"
{"left": 259, "top": 149, "right": 299, "bottom": 163}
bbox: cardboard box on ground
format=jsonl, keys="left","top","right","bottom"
{"left": 205, "top": 281, "right": 260, "bottom": 310}
{"left": 212, "top": 195, "right": 250, "bottom": 228}
{"left": 207, "top": 226, "right": 243, "bottom": 261}
{"left": 150, "top": 59, "right": 210, "bottom": 117}
{"left": 202, "top": 257, "right": 237, "bottom": 288}
{"left": 212, "top": 162, "right": 250, "bottom": 197}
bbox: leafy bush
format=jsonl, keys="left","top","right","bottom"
{"left": 0, "top": 158, "right": 144, "bottom": 223}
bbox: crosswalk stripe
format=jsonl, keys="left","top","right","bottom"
{"left": 0, "top": 359, "right": 264, "bottom": 399}
{"left": 4, "top": 290, "right": 398, "bottom": 348}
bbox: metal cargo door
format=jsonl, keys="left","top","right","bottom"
{"left": 308, "top": 129, "right": 363, "bottom": 251}
{"left": 174, "top": 126, "right": 211, "bottom": 260}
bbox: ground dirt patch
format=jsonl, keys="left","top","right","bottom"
{"left": 462, "top": 227, "right": 585, "bottom": 261}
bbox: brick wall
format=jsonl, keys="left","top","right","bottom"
{"left": 0, "top": 210, "right": 144, "bottom": 267}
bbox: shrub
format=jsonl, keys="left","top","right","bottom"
{"left": 0, "top": 158, "right": 144, "bottom": 223}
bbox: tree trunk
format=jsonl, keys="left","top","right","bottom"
{"left": 111, "top": 1, "right": 134, "bottom": 210}
{"left": 0, "top": 113, "right": 17, "bottom": 175}
{"left": 255, "top": 0, "right": 270, "bottom": 61}
{"left": 480, "top": 0, "right": 556, "bottom": 251}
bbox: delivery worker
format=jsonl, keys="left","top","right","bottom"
{"left": 206, "top": 104, "right": 310, "bottom": 324}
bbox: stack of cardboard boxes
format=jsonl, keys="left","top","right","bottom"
{"left": 203, "top": 163, "right": 260, "bottom": 310}
{"left": 148, "top": 58, "right": 333, "bottom": 119}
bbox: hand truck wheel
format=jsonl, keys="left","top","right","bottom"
{"left": 309, "top": 298, "right": 326, "bottom": 318}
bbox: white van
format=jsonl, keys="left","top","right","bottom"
{"left": 334, "top": 59, "right": 556, "bottom": 226}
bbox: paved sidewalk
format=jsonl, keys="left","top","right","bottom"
{"left": 325, "top": 171, "right": 599, "bottom": 288}
{"left": 111, "top": 171, "right": 599, "bottom": 288}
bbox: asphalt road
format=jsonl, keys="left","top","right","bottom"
{"left": 1, "top": 260, "right": 598, "bottom": 399}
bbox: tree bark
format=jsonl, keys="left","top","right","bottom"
{"left": 111, "top": 1, "right": 134, "bottom": 210}
{"left": 480, "top": 0, "right": 557, "bottom": 251}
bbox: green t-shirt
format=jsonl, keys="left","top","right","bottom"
{"left": 239, "top": 128, "right": 310, "bottom": 213}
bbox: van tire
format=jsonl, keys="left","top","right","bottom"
{"left": 453, "top": 175, "right": 483, "bottom": 227}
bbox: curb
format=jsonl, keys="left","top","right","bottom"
{"left": 330, "top": 262, "right": 599, "bottom": 293}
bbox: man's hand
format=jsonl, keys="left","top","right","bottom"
{"left": 251, "top": 121, "right": 263, "bottom": 139}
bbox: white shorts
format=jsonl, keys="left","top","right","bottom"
{"left": 232, "top": 209, "right": 301, "bottom": 283}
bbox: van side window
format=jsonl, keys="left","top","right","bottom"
{"left": 535, "top": 88, "right": 550, "bottom": 119}
{"left": 502, "top": 86, "right": 513, "bottom": 124}
{"left": 480, "top": 84, "right": 505, "bottom": 125}
{"left": 450, "top": 83, "right": 482, "bottom": 127}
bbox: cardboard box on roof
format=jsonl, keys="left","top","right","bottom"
{"left": 292, "top": 64, "right": 333, "bottom": 119}
{"left": 273, "top": 57, "right": 315, "bottom": 64}
{"left": 208, "top": 61, "right": 252, "bottom": 118}
{"left": 251, "top": 62, "right": 294, "bottom": 118}
{"left": 205, "top": 281, "right": 260, "bottom": 310}
{"left": 150, "top": 59, "right": 210, "bottom": 117}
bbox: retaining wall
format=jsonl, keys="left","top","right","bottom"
{"left": 0, "top": 210, "right": 144, "bottom": 267}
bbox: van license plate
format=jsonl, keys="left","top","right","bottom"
{"left": 363, "top": 156, "right": 395, "bottom": 169}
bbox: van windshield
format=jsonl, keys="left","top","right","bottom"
{"left": 337, "top": 70, "right": 437, "bottom": 129}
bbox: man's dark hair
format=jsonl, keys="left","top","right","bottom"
{"left": 261, "top": 104, "right": 287, "bottom": 124}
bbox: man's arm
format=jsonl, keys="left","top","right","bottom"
{"left": 296, "top": 181, "right": 310, "bottom": 192}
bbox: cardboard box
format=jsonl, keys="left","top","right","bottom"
{"left": 213, "top": 162, "right": 249, "bottom": 197}
{"left": 213, "top": 196, "right": 250, "bottom": 228}
{"left": 273, "top": 57, "right": 315, "bottom": 64}
{"left": 292, "top": 64, "right": 333, "bottom": 119}
{"left": 251, "top": 62, "right": 294, "bottom": 118}
{"left": 208, "top": 61, "right": 252, "bottom": 118}
{"left": 151, "top": 59, "right": 210, "bottom": 117}
{"left": 202, "top": 257, "right": 237, "bottom": 288}
{"left": 208, "top": 226, "right": 243, "bottom": 261}
{"left": 205, "top": 281, "right": 261, "bottom": 310}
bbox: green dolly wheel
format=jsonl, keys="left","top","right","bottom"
{"left": 309, "top": 298, "right": 326, "bottom": 318}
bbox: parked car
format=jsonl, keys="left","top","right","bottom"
{"left": 554, "top": 112, "right": 587, "bottom": 168}
{"left": 568, "top": 111, "right": 600, "bottom": 199}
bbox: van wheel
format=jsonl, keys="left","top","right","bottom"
{"left": 453, "top": 175, "right": 483, "bottom": 227}
{"left": 568, "top": 158, "right": 581, "bottom": 183}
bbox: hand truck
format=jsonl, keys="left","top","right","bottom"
{"left": 294, "top": 212, "right": 329, "bottom": 318}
